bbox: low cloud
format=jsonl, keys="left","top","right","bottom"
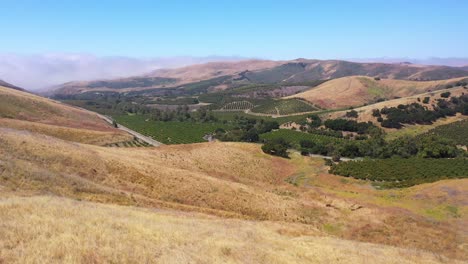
{"left": 0, "top": 53, "right": 246, "bottom": 90}
{"left": 347, "top": 57, "right": 468, "bottom": 67}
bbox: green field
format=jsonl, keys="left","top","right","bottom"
{"left": 330, "top": 158, "right": 468, "bottom": 188}
{"left": 260, "top": 129, "right": 344, "bottom": 148}
{"left": 423, "top": 119, "right": 468, "bottom": 146}
{"left": 251, "top": 99, "right": 317, "bottom": 115}
{"left": 114, "top": 115, "right": 231, "bottom": 144}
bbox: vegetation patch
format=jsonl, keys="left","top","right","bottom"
{"left": 260, "top": 129, "right": 344, "bottom": 148}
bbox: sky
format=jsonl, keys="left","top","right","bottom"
{"left": 1, "top": 0, "right": 467, "bottom": 59}
{"left": 1, "top": 0, "right": 468, "bottom": 89}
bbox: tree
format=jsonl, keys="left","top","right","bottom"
{"left": 307, "top": 114, "right": 322, "bottom": 128}
{"left": 242, "top": 128, "right": 259, "bottom": 142}
{"left": 372, "top": 109, "right": 381, "bottom": 117}
{"left": 262, "top": 138, "right": 290, "bottom": 158}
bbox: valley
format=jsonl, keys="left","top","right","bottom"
{"left": 1, "top": 59, "right": 468, "bottom": 263}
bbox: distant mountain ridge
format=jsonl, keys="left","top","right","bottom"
{"left": 47, "top": 59, "right": 468, "bottom": 96}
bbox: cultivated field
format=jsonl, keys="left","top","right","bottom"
{"left": 115, "top": 115, "right": 231, "bottom": 144}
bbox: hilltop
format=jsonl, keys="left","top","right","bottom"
{"left": 0, "top": 79, "right": 25, "bottom": 91}
{"left": 287, "top": 76, "right": 468, "bottom": 109}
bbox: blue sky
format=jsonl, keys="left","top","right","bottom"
{"left": 1, "top": 0, "right": 467, "bottom": 59}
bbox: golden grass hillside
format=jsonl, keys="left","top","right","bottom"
{"left": 0, "top": 85, "right": 132, "bottom": 145}
{"left": 1, "top": 126, "right": 467, "bottom": 260}
{"left": 287, "top": 76, "right": 467, "bottom": 109}
{"left": 0, "top": 195, "right": 460, "bottom": 264}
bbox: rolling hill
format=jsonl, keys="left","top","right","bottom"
{"left": 47, "top": 59, "right": 468, "bottom": 97}
{"left": 323, "top": 86, "right": 468, "bottom": 139}
{"left": 287, "top": 76, "right": 468, "bottom": 109}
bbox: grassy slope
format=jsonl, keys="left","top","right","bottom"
{"left": 0, "top": 86, "right": 132, "bottom": 145}
{"left": 0, "top": 195, "right": 457, "bottom": 264}
{"left": 287, "top": 76, "right": 468, "bottom": 109}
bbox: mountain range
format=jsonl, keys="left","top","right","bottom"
{"left": 47, "top": 59, "right": 468, "bottom": 96}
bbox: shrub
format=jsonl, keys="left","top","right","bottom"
{"left": 346, "top": 110, "right": 359, "bottom": 118}
{"left": 372, "top": 109, "right": 381, "bottom": 117}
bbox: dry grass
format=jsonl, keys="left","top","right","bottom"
{"left": 287, "top": 76, "right": 467, "bottom": 109}
{"left": 0, "top": 195, "right": 459, "bottom": 264}
{"left": 0, "top": 127, "right": 306, "bottom": 221}
{"left": 0, "top": 85, "right": 116, "bottom": 131}
{"left": 0, "top": 118, "right": 132, "bottom": 145}
{"left": 1, "top": 127, "right": 467, "bottom": 260}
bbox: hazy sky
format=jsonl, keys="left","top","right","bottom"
{"left": 1, "top": 0, "right": 467, "bottom": 59}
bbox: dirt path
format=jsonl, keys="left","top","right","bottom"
{"left": 308, "top": 154, "right": 361, "bottom": 161}
{"left": 97, "top": 114, "right": 164, "bottom": 147}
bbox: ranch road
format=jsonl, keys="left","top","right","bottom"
{"left": 97, "top": 114, "right": 164, "bottom": 147}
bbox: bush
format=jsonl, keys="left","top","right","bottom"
{"left": 440, "top": 92, "right": 451, "bottom": 98}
